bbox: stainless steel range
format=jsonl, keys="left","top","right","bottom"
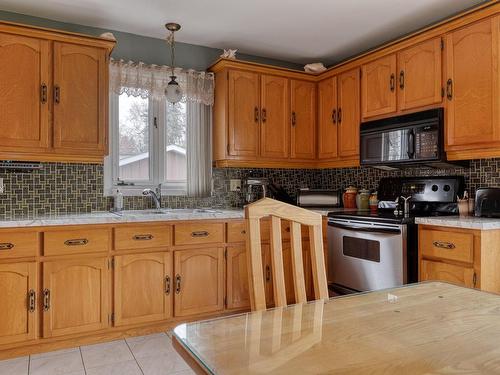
{"left": 328, "top": 176, "right": 464, "bottom": 294}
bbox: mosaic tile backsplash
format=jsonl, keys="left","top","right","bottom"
{"left": 0, "top": 159, "right": 498, "bottom": 219}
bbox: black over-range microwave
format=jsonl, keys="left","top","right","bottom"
{"left": 360, "top": 108, "right": 452, "bottom": 168}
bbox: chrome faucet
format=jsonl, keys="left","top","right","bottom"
{"left": 142, "top": 186, "right": 161, "bottom": 210}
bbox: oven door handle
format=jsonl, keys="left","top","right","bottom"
{"left": 329, "top": 222, "right": 402, "bottom": 234}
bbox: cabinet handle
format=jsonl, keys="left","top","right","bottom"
{"left": 28, "top": 289, "right": 36, "bottom": 313}
{"left": 0, "top": 242, "right": 14, "bottom": 250}
{"left": 43, "top": 289, "right": 50, "bottom": 311}
{"left": 175, "top": 274, "right": 181, "bottom": 294}
{"left": 390, "top": 73, "right": 395, "bottom": 92}
{"left": 40, "top": 83, "right": 48, "bottom": 104}
{"left": 332, "top": 109, "right": 337, "bottom": 124}
{"left": 64, "top": 238, "right": 88, "bottom": 246}
{"left": 291, "top": 112, "right": 296, "bottom": 126}
{"left": 133, "top": 234, "right": 154, "bottom": 241}
{"left": 54, "top": 85, "right": 60, "bottom": 104}
{"left": 240, "top": 229, "right": 246, "bottom": 235}
{"left": 337, "top": 108, "right": 342, "bottom": 124}
{"left": 265, "top": 265, "right": 271, "bottom": 282}
{"left": 432, "top": 241, "right": 456, "bottom": 250}
{"left": 164, "top": 276, "right": 171, "bottom": 295}
{"left": 191, "top": 231, "right": 209, "bottom": 238}
{"left": 446, "top": 79, "right": 453, "bottom": 100}
{"left": 473, "top": 272, "right": 477, "bottom": 288}
{"left": 261, "top": 108, "right": 267, "bottom": 123}
{"left": 254, "top": 107, "right": 260, "bottom": 123}
{"left": 399, "top": 70, "right": 405, "bottom": 89}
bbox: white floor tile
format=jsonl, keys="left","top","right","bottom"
{"left": 85, "top": 360, "right": 142, "bottom": 375}
{"left": 29, "top": 350, "right": 84, "bottom": 375}
{"left": 0, "top": 356, "right": 29, "bottom": 375}
{"left": 137, "top": 351, "right": 190, "bottom": 375}
{"left": 81, "top": 340, "right": 134, "bottom": 369}
{"left": 30, "top": 347, "right": 80, "bottom": 360}
{"left": 126, "top": 333, "right": 174, "bottom": 359}
{"left": 171, "top": 370, "right": 196, "bottom": 375}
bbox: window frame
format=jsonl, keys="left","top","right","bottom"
{"left": 104, "top": 93, "right": 188, "bottom": 197}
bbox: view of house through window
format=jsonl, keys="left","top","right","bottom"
{"left": 165, "top": 101, "right": 187, "bottom": 182}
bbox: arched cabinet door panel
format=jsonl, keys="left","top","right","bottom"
{"left": 0, "top": 262, "right": 37, "bottom": 345}
{"left": 0, "top": 33, "right": 50, "bottom": 152}
{"left": 42, "top": 258, "right": 110, "bottom": 338}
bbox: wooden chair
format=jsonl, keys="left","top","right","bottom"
{"left": 245, "top": 198, "right": 329, "bottom": 311}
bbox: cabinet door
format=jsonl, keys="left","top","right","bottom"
{"left": 338, "top": 69, "right": 360, "bottom": 158}
{"left": 53, "top": 42, "right": 107, "bottom": 155}
{"left": 361, "top": 54, "right": 397, "bottom": 119}
{"left": 0, "top": 33, "right": 49, "bottom": 152}
{"left": 43, "top": 258, "right": 110, "bottom": 338}
{"left": 226, "top": 246, "right": 250, "bottom": 310}
{"left": 445, "top": 17, "right": 500, "bottom": 151}
{"left": 421, "top": 260, "right": 476, "bottom": 288}
{"left": 290, "top": 80, "right": 316, "bottom": 160}
{"left": 0, "top": 262, "right": 37, "bottom": 345}
{"left": 397, "top": 38, "right": 442, "bottom": 111}
{"left": 260, "top": 75, "right": 290, "bottom": 159}
{"left": 174, "top": 248, "right": 224, "bottom": 317}
{"left": 317, "top": 78, "right": 338, "bottom": 159}
{"left": 114, "top": 252, "right": 172, "bottom": 326}
{"left": 228, "top": 70, "right": 260, "bottom": 157}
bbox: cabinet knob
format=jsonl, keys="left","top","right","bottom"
{"left": 43, "top": 289, "right": 51, "bottom": 311}
{"left": 133, "top": 234, "right": 154, "bottom": 241}
{"left": 291, "top": 112, "right": 296, "bottom": 126}
{"left": 175, "top": 274, "right": 182, "bottom": 294}
{"left": 390, "top": 73, "right": 395, "bottom": 92}
{"left": 0, "top": 242, "right": 14, "bottom": 251}
{"left": 28, "top": 289, "right": 36, "bottom": 313}
{"left": 332, "top": 109, "right": 337, "bottom": 124}
{"left": 261, "top": 108, "right": 267, "bottom": 123}
{"left": 432, "top": 241, "right": 455, "bottom": 250}
{"left": 64, "top": 238, "right": 88, "bottom": 246}
{"left": 399, "top": 70, "right": 405, "bottom": 89}
{"left": 54, "top": 85, "right": 61, "bottom": 104}
{"left": 40, "top": 83, "right": 48, "bottom": 104}
{"left": 254, "top": 107, "right": 260, "bottom": 123}
{"left": 446, "top": 79, "right": 453, "bottom": 100}
{"left": 191, "top": 231, "right": 209, "bottom": 238}
{"left": 164, "top": 276, "right": 171, "bottom": 295}
{"left": 337, "top": 108, "right": 342, "bottom": 124}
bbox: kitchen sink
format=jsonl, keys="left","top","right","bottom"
{"left": 111, "top": 208, "right": 222, "bottom": 216}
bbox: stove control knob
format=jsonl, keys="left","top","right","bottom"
{"left": 431, "top": 184, "right": 439, "bottom": 192}
{"left": 443, "top": 185, "right": 451, "bottom": 192}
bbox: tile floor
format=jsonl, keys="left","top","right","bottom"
{"left": 0, "top": 331, "right": 195, "bottom": 375}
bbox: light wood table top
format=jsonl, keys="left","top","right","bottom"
{"left": 172, "top": 282, "right": 500, "bottom": 374}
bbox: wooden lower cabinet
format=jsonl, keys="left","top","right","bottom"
{"left": 113, "top": 252, "right": 172, "bottom": 326}
{"left": 42, "top": 258, "right": 110, "bottom": 338}
{"left": 174, "top": 248, "right": 225, "bottom": 317}
{"left": 0, "top": 262, "right": 37, "bottom": 345}
{"left": 226, "top": 246, "right": 251, "bottom": 310}
{"left": 421, "top": 260, "right": 476, "bottom": 288}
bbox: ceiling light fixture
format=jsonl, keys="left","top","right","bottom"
{"left": 165, "top": 22, "right": 183, "bottom": 104}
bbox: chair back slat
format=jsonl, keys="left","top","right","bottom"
{"left": 270, "top": 216, "right": 287, "bottom": 308}
{"left": 245, "top": 198, "right": 328, "bottom": 311}
{"left": 290, "top": 221, "right": 307, "bottom": 304}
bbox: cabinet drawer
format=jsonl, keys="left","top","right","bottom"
{"left": 44, "top": 228, "right": 110, "bottom": 256}
{"left": 114, "top": 225, "right": 171, "bottom": 250}
{"left": 175, "top": 223, "right": 224, "bottom": 246}
{"left": 421, "top": 260, "right": 476, "bottom": 288}
{"left": 227, "top": 222, "right": 247, "bottom": 243}
{"left": 420, "top": 229, "right": 473, "bottom": 263}
{"left": 0, "top": 231, "right": 39, "bottom": 259}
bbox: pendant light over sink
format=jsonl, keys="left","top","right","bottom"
{"left": 165, "top": 22, "right": 183, "bottom": 104}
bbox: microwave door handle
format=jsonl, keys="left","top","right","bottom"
{"left": 407, "top": 130, "right": 415, "bottom": 159}
{"left": 329, "top": 222, "right": 401, "bottom": 234}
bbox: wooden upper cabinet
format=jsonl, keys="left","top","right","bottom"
{"left": 0, "top": 33, "right": 50, "bottom": 153}
{"left": 228, "top": 70, "right": 260, "bottom": 158}
{"left": 361, "top": 54, "right": 397, "bottom": 119}
{"left": 174, "top": 248, "right": 224, "bottom": 317}
{"left": 42, "top": 258, "right": 110, "bottom": 338}
{"left": 114, "top": 252, "right": 172, "bottom": 326}
{"left": 0, "top": 262, "right": 37, "bottom": 345}
{"left": 53, "top": 42, "right": 107, "bottom": 155}
{"left": 260, "top": 75, "right": 290, "bottom": 159}
{"left": 290, "top": 80, "right": 316, "bottom": 160}
{"left": 397, "top": 38, "right": 442, "bottom": 111}
{"left": 338, "top": 69, "right": 360, "bottom": 159}
{"left": 445, "top": 16, "right": 500, "bottom": 154}
{"left": 317, "top": 77, "right": 338, "bottom": 160}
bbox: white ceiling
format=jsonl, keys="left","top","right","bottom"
{"left": 0, "top": 0, "right": 488, "bottom": 65}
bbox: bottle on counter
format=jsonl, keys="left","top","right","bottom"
{"left": 114, "top": 188, "right": 124, "bottom": 212}
{"left": 343, "top": 186, "right": 358, "bottom": 209}
{"left": 356, "top": 189, "right": 371, "bottom": 210}
{"left": 369, "top": 192, "right": 378, "bottom": 212}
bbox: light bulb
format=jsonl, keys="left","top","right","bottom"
{"left": 165, "top": 76, "right": 183, "bottom": 103}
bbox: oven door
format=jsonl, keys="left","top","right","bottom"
{"left": 328, "top": 219, "right": 407, "bottom": 292}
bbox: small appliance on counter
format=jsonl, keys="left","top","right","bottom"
{"left": 475, "top": 188, "right": 500, "bottom": 217}
{"left": 296, "top": 189, "right": 341, "bottom": 209}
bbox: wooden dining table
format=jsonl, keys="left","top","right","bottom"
{"left": 172, "top": 282, "right": 500, "bottom": 374}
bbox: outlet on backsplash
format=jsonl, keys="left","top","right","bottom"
{"left": 230, "top": 179, "right": 241, "bottom": 192}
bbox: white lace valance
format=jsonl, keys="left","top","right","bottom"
{"left": 109, "top": 58, "right": 214, "bottom": 106}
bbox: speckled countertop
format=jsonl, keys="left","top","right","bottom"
{"left": 0, "top": 207, "right": 334, "bottom": 228}
{"left": 415, "top": 216, "right": 500, "bottom": 230}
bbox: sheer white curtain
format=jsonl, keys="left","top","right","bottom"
{"left": 108, "top": 59, "right": 214, "bottom": 197}
{"left": 187, "top": 102, "right": 213, "bottom": 197}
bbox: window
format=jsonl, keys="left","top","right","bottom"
{"left": 105, "top": 93, "right": 188, "bottom": 196}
